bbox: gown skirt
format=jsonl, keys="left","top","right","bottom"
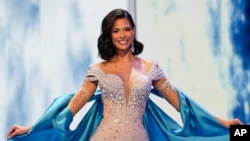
{"left": 8, "top": 89, "right": 230, "bottom": 141}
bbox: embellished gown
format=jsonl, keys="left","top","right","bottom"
{"left": 87, "top": 61, "right": 166, "bottom": 141}
{"left": 8, "top": 61, "right": 230, "bottom": 141}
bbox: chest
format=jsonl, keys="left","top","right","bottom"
{"left": 101, "top": 69, "right": 150, "bottom": 89}
{"left": 99, "top": 73, "right": 152, "bottom": 108}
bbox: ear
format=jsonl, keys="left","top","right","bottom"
{"left": 132, "top": 27, "right": 136, "bottom": 36}
{"left": 133, "top": 27, "right": 136, "bottom": 34}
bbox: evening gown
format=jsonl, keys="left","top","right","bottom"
{"left": 8, "top": 61, "right": 230, "bottom": 141}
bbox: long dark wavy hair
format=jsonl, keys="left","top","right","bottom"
{"left": 97, "top": 9, "right": 144, "bottom": 61}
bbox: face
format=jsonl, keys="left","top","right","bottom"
{"left": 111, "top": 18, "right": 135, "bottom": 52}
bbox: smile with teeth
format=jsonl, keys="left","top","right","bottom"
{"left": 118, "top": 40, "right": 129, "bottom": 45}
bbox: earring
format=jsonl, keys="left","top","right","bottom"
{"left": 131, "top": 41, "right": 134, "bottom": 53}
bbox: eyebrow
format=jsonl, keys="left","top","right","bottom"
{"left": 112, "top": 26, "right": 132, "bottom": 30}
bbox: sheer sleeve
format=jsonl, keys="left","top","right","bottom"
{"left": 67, "top": 64, "right": 99, "bottom": 115}
{"left": 150, "top": 62, "right": 180, "bottom": 111}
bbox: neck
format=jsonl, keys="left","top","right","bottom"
{"left": 111, "top": 52, "right": 136, "bottom": 63}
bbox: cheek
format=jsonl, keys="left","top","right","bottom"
{"left": 111, "top": 34, "right": 118, "bottom": 41}
{"left": 111, "top": 35, "right": 118, "bottom": 45}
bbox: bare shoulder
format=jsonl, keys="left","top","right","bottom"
{"left": 140, "top": 58, "right": 155, "bottom": 66}
{"left": 95, "top": 61, "right": 112, "bottom": 72}
{"left": 95, "top": 61, "right": 108, "bottom": 67}
{"left": 138, "top": 57, "right": 155, "bottom": 71}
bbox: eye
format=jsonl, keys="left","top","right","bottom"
{"left": 125, "top": 28, "right": 132, "bottom": 31}
{"left": 112, "top": 30, "right": 118, "bottom": 33}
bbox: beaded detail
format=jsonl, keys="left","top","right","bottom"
{"left": 72, "top": 86, "right": 92, "bottom": 109}
{"left": 157, "top": 79, "right": 175, "bottom": 91}
{"left": 148, "top": 63, "right": 166, "bottom": 80}
{"left": 85, "top": 62, "right": 167, "bottom": 141}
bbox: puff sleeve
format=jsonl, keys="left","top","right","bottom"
{"left": 149, "top": 62, "right": 180, "bottom": 111}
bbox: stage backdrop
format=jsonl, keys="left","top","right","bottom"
{"left": 1, "top": 0, "right": 249, "bottom": 140}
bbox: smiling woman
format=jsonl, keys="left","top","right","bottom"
{"left": 97, "top": 9, "right": 143, "bottom": 60}
{"left": 110, "top": 18, "right": 135, "bottom": 52}
{"left": 6, "top": 8, "right": 242, "bottom": 141}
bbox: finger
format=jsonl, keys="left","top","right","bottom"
{"left": 7, "top": 126, "right": 16, "bottom": 137}
{"left": 7, "top": 126, "right": 20, "bottom": 138}
{"left": 231, "top": 118, "right": 243, "bottom": 125}
{"left": 7, "top": 130, "right": 18, "bottom": 138}
{"left": 236, "top": 118, "right": 243, "bottom": 125}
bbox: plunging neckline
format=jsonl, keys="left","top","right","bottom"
{"left": 93, "top": 62, "right": 156, "bottom": 106}
{"left": 95, "top": 66, "right": 134, "bottom": 106}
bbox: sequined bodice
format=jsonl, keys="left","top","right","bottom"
{"left": 85, "top": 62, "right": 165, "bottom": 141}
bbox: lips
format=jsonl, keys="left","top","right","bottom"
{"left": 118, "top": 40, "right": 128, "bottom": 45}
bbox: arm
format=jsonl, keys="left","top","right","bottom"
{"left": 7, "top": 64, "right": 99, "bottom": 139}
{"left": 150, "top": 61, "right": 244, "bottom": 129}
{"left": 67, "top": 80, "right": 98, "bottom": 116}
{"left": 153, "top": 78, "right": 243, "bottom": 128}
{"left": 153, "top": 78, "right": 180, "bottom": 112}
{"left": 7, "top": 80, "right": 97, "bottom": 139}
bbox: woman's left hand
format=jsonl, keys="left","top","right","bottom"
{"left": 222, "top": 118, "right": 243, "bottom": 128}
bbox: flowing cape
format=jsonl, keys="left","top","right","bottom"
{"left": 8, "top": 89, "right": 229, "bottom": 141}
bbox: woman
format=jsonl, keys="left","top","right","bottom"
{"left": 7, "top": 9, "right": 242, "bottom": 141}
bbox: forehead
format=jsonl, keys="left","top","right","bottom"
{"left": 112, "top": 18, "right": 132, "bottom": 28}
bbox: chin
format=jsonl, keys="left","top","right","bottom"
{"left": 116, "top": 45, "right": 130, "bottom": 50}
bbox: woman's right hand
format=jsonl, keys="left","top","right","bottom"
{"left": 7, "top": 125, "right": 31, "bottom": 139}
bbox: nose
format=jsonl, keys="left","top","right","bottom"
{"left": 120, "top": 30, "right": 125, "bottom": 38}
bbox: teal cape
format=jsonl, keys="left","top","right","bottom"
{"left": 8, "top": 89, "right": 229, "bottom": 141}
